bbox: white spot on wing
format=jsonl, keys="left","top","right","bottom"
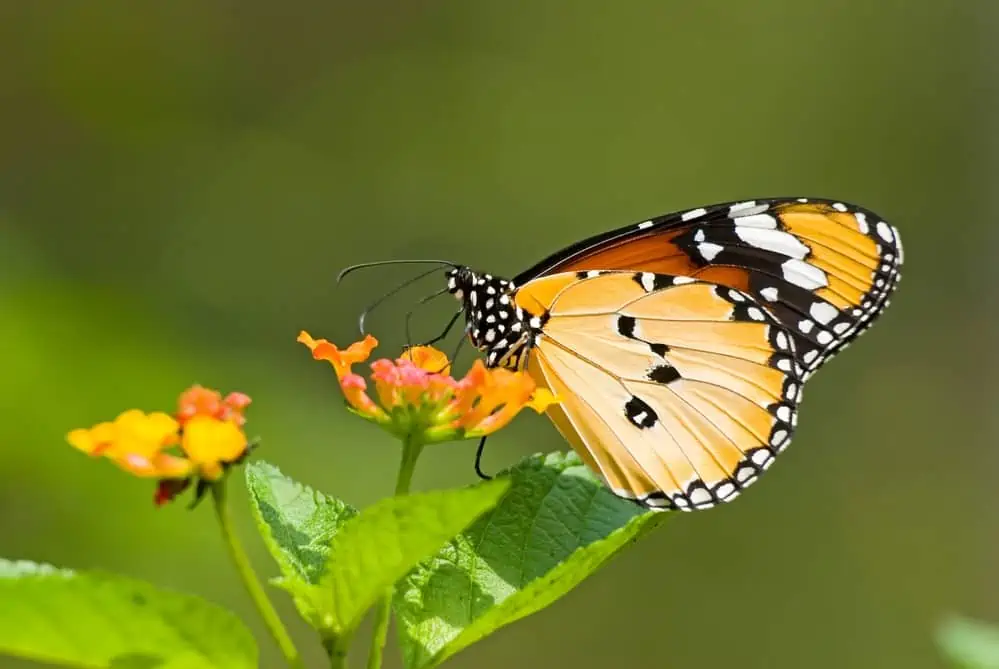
{"left": 854, "top": 212, "right": 870, "bottom": 234}
{"left": 760, "top": 286, "right": 779, "bottom": 301}
{"left": 781, "top": 259, "right": 828, "bottom": 289}
{"left": 832, "top": 202, "right": 848, "bottom": 212}
{"left": 698, "top": 242, "right": 723, "bottom": 261}
{"left": 734, "top": 227, "right": 809, "bottom": 259}
{"left": 735, "top": 213, "right": 778, "bottom": 229}
{"left": 876, "top": 221, "right": 894, "bottom": 242}
{"left": 637, "top": 220, "right": 654, "bottom": 230}
{"left": 809, "top": 301, "right": 838, "bottom": 324}
{"left": 681, "top": 208, "right": 707, "bottom": 221}
{"left": 716, "top": 483, "right": 736, "bottom": 500}
{"left": 729, "top": 202, "right": 771, "bottom": 217}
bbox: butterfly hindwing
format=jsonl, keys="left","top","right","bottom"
{"left": 518, "top": 270, "right": 801, "bottom": 511}
{"left": 514, "top": 198, "right": 902, "bottom": 377}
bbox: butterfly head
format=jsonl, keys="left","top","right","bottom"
{"left": 445, "top": 266, "right": 534, "bottom": 368}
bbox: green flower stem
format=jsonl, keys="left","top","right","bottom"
{"left": 211, "top": 479, "right": 305, "bottom": 669}
{"left": 325, "top": 636, "right": 349, "bottom": 669}
{"left": 367, "top": 435, "right": 424, "bottom": 669}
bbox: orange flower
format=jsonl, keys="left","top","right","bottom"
{"left": 299, "top": 331, "right": 557, "bottom": 444}
{"left": 66, "top": 385, "right": 254, "bottom": 505}
{"left": 177, "top": 385, "right": 251, "bottom": 427}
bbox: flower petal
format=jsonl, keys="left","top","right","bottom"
{"left": 299, "top": 331, "right": 379, "bottom": 379}
{"left": 340, "top": 373, "right": 388, "bottom": 421}
{"left": 114, "top": 451, "right": 194, "bottom": 478}
{"left": 526, "top": 388, "right": 558, "bottom": 413}
{"left": 177, "top": 386, "right": 253, "bottom": 426}
{"left": 400, "top": 346, "right": 451, "bottom": 375}
{"left": 67, "top": 422, "right": 114, "bottom": 456}
{"left": 180, "top": 416, "right": 248, "bottom": 479}
{"left": 223, "top": 392, "right": 252, "bottom": 426}
{"left": 67, "top": 410, "right": 180, "bottom": 462}
{"left": 177, "top": 386, "right": 224, "bottom": 424}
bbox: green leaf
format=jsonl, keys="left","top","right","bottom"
{"left": 938, "top": 614, "right": 999, "bottom": 668}
{"left": 244, "top": 460, "right": 358, "bottom": 626}
{"left": 394, "top": 451, "right": 666, "bottom": 669}
{"left": 307, "top": 478, "right": 510, "bottom": 637}
{"left": 244, "top": 461, "right": 358, "bottom": 582}
{"left": 0, "top": 559, "right": 256, "bottom": 669}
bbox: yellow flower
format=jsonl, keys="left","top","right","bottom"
{"left": 66, "top": 385, "right": 254, "bottom": 505}
{"left": 67, "top": 410, "right": 192, "bottom": 479}
{"left": 181, "top": 416, "right": 248, "bottom": 481}
{"left": 298, "top": 331, "right": 557, "bottom": 444}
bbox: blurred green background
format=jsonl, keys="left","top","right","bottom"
{"left": 0, "top": 2, "right": 989, "bottom": 668}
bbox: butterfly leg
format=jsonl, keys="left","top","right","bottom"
{"left": 474, "top": 436, "right": 493, "bottom": 480}
{"left": 417, "top": 308, "right": 462, "bottom": 347}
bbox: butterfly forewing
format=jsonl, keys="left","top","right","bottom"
{"left": 514, "top": 198, "right": 902, "bottom": 377}
{"left": 520, "top": 271, "right": 801, "bottom": 511}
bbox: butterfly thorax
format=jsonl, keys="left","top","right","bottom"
{"left": 445, "top": 266, "right": 544, "bottom": 369}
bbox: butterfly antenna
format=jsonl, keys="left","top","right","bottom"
{"left": 357, "top": 265, "right": 448, "bottom": 335}
{"left": 474, "top": 436, "right": 492, "bottom": 480}
{"left": 337, "top": 259, "right": 456, "bottom": 285}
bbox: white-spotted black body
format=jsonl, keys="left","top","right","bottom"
{"left": 445, "top": 266, "right": 544, "bottom": 369}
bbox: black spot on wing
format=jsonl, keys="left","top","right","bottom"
{"left": 616, "top": 310, "right": 670, "bottom": 358}
{"left": 617, "top": 315, "right": 637, "bottom": 338}
{"left": 624, "top": 396, "right": 657, "bottom": 429}
{"left": 650, "top": 342, "right": 670, "bottom": 357}
{"left": 630, "top": 271, "right": 673, "bottom": 292}
{"left": 647, "top": 363, "right": 681, "bottom": 385}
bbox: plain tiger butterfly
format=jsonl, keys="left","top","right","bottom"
{"left": 357, "top": 197, "right": 903, "bottom": 512}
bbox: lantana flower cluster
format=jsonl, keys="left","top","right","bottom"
{"left": 297, "top": 331, "right": 556, "bottom": 444}
{"left": 67, "top": 386, "right": 252, "bottom": 504}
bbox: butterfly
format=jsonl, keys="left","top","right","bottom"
{"left": 355, "top": 197, "right": 903, "bottom": 511}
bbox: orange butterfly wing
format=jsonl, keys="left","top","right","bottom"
{"left": 516, "top": 271, "right": 800, "bottom": 511}
{"left": 514, "top": 198, "right": 902, "bottom": 378}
